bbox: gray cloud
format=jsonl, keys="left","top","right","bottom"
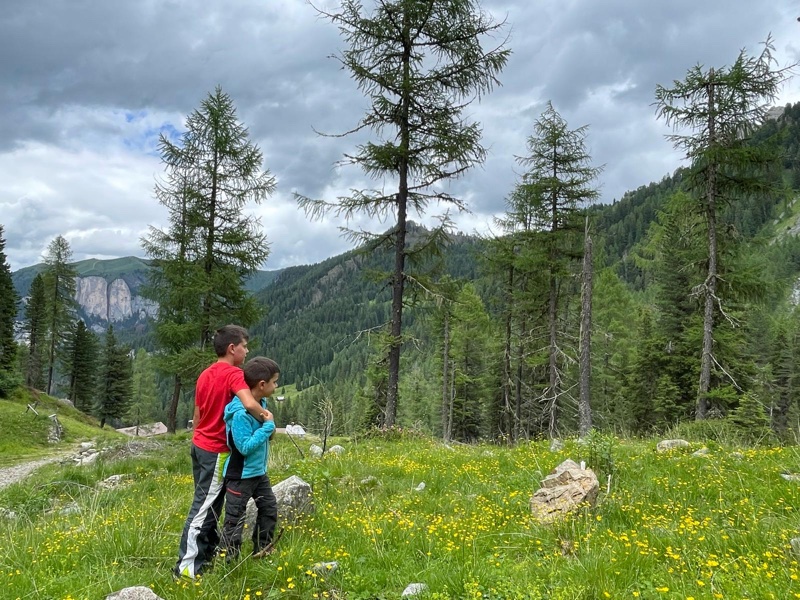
{"left": 1, "top": 0, "right": 799, "bottom": 271}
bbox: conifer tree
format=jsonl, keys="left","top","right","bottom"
{"left": 514, "top": 102, "right": 602, "bottom": 437}
{"left": 63, "top": 319, "right": 99, "bottom": 413}
{"left": 0, "top": 225, "right": 19, "bottom": 397}
{"left": 300, "top": 0, "right": 509, "bottom": 427}
{"left": 96, "top": 325, "right": 133, "bottom": 429}
{"left": 41, "top": 235, "right": 77, "bottom": 395}
{"left": 142, "top": 86, "right": 274, "bottom": 432}
{"left": 655, "top": 36, "right": 792, "bottom": 419}
{"left": 24, "top": 274, "right": 47, "bottom": 389}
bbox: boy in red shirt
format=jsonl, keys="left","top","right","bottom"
{"left": 174, "top": 324, "right": 272, "bottom": 580}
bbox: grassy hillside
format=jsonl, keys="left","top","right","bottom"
{"left": 0, "top": 388, "right": 126, "bottom": 466}
{"left": 2, "top": 427, "right": 800, "bottom": 599}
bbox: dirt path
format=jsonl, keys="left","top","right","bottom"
{"left": 0, "top": 456, "right": 64, "bottom": 491}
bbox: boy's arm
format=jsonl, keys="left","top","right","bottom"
{"left": 235, "top": 386, "right": 273, "bottom": 423}
{"left": 230, "top": 412, "right": 276, "bottom": 456}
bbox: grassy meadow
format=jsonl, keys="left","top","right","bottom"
{"left": 2, "top": 419, "right": 800, "bottom": 599}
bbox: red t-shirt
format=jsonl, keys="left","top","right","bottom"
{"left": 193, "top": 361, "right": 248, "bottom": 453}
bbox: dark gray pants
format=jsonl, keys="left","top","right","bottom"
{"left": 221, "top": 475, "right": 278, "bottom": 557}
{"left": 175, "top": 445, "right": 229, "bottom": 578}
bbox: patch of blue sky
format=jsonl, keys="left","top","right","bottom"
{"left": 124, "top": 110, "right": 147, "bottom": 123}
{"left": 122, "top": 120, "right": 184, "bottom": 156}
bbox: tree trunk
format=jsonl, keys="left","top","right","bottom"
{"left": 697, "top": 69, "right": 717, "bottom": 421}
{"left": 385, "top": 17, "right": 412, "bottom": 428}
{"left": 167, "top": 374, "right": 182, "bottom": 433}
{"left": 579, "top": 222, "right": 593, "bottom": 436}
{"left": 503, "top": 267, "right": 514, "bottom": 441}
{"left": 442, "top": 310, "right": 451, "bottom": 441}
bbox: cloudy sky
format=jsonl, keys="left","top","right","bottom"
{"left": 2, "top": 0, "right": 799, "bottom": 272}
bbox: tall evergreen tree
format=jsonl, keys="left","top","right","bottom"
{"left": 299, "top": 0, "right": 509, "bottom": 427}
{"left": 96, "top": 325, "right": 133, "bottom": 429}
{"left": 63, "top": 319, "right": 99, "bottom": 413}
{"left": 655, "top": 36, "right": 791, "bottom": 419}
{"left": 41, "top": 235, "right": 77, "bottom": 395}
{"left": 0, "top": 225, "right": 19, "bottom": 397}
{"left": 142, "top": 86, "right": 274, "bottom": 432}
{"left": 514, "top": 102, "right": 602, "bottom": 437}
{"left": 24, "top": 274, "right": 47, "bottom": 389}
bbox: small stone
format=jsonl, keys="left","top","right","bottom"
{"left": 309, "top": 444, "right": 323, "bottom": 458}
{"left": 105, "top": 586, "right": 165, "bottom": 600}
{"left": 402, "top": 583, "right": 428, "bottom": 597}
{"left": 414, "top": 482, "right": 426, "bottom": 492}
{"left": 311, "top": 561, "right": 339, "bottom": 575}
{"left": 656, "top": 439, "right": 690, "bottom": 453}
{"left": 328, "top": 445, "right": 345, "bottom": 455}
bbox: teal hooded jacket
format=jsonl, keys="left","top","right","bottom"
{"left": 223, "top": 396, "right": 276, "bottom": 479}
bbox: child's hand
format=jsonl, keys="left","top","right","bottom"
{"left": 262, "top": 409, "right": 274, "bottom": 423}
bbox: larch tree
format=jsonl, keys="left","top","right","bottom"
{"left": 0, "top": 225, "right": 19, "bottom": 397}
{"left": 41, "top": 235, "right": 77, "bottom": 396}
{"left": 300, "top": 0, "right": 509, "bottom": 426}
{"left": 655, "top": 36, "right": 792, "bottom": 420}
{"left": 142, "top": 86, "right": 274, "bottom": 432}
{"left": 514, "top": 101, "right": 602, "bottom": 437}
{"left": 24, "top": 274, "right": 47, "bottom": 389}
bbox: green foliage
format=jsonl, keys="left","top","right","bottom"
{"left": 729, "top": 392, "right": 775, "bottom": 444}
{"left": 655, "top": 37, "right": 791, "bottom": 419}
{"left": 62, "top": 319, "right": 99, "bottom": 413}
{"left": 142, "top": 86, "right": 274, "bottom": 430}
{"left": 23, "top": 273, "right": 47, "bottom": 389}
{"left": 41, "top": 235, "right": 78, "bottom": 395}
{"left": 300, "top": 0, "right": 509, "bottom": 427}
{"left": 127, "top": 348, "right": 161, "bottom": 425}
{"left": 96, "top": 326, "right": 133, "bottom": 428}
{"left": 0, "top": 225, "right": 18, "bottom": 386}
{"left": 578, "top": 429, "right": 618, "bottom": 480}
{"left": 667, "top": 417, "right": 742, "bottom": 445}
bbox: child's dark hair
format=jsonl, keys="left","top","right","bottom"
{"left": 212, "top": 324, "right": 249, "bottom": 357}
{"left": 243, "top": 357, "right": 280, "bottom": 388}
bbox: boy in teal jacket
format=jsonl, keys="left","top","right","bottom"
{"left": 220, "top": 357, "right": 280, "bottom": 560}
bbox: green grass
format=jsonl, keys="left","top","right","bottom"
{"left": 3, "top": 430, "right": 800, "bottom": 599}
{"left": 0, "top": 388, "right": 125, "bottom": 466}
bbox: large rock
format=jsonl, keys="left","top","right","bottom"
{"left": 530, "top": 459, "right": 599, "bottom": 524}
{"left": 245, "top": 475, "right": 314, "bottom": 531}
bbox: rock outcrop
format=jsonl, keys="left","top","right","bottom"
{"left": 73, "top": 276, "right": 157, "bottom": 325}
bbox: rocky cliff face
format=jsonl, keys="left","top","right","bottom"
{"left": 74, "top": 276, "right": 157, "bottom": 324}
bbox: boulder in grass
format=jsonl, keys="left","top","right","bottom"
{"left": 245, "top": 475, "right": 315, "bottom": 530}
{"left": 530, "top": 459, "right": 599, "bottom": 524}
{"left": 656, "top": 439, "right": 690, "bottom": 453}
